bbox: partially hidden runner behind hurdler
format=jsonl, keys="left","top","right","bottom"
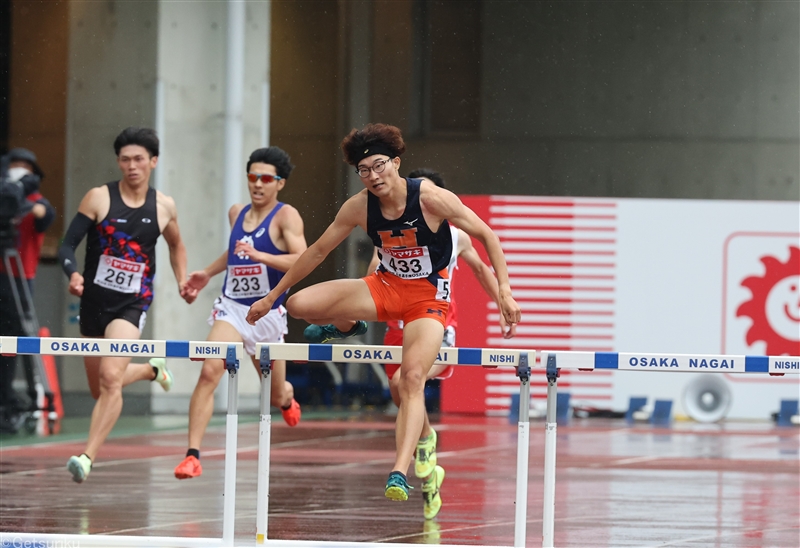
{"left": 307, "top": 167, "right": 517, "bottom": 520}
{"left": 245, "top": 123, "right": 521, "bottom": 502}
{"left": 57, "top": 127, "right": 194, "bottom": 483}
{"left": 174, "top": 146, "right": 307, "bottom": 480}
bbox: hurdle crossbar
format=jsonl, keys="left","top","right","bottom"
{"left": 0, "top": 336, "right": 244, "bottom": 362}
{"left": 254, "top": 343, "right": 535, "bottom": 547}
{"left": 0, "top": 336, "right": 245, "bottom": 548}
{"left": 258, "top": 342, "right": 535, "bottom": 368}
{"left": 537, "top": 350, "right": 800, "bottom": 548}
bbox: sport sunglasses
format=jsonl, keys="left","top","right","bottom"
{"left": 247, "top": 173, "right": 283, "bottom": 183}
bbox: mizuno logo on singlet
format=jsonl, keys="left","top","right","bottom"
{"left": 404, "top": 218, "right": 418, "bottom": 226}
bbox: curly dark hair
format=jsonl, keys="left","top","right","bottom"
{"left": 247, "top": 147, "right": 294, "bottom": 180}
{"left": 113, "top": 127, "right": 159, "bottom": 158}
{"left": 340, "top": 123, "right": 406, "bottom": 166}
{"left": 407, "top": 168, "right": 446, "bottom": 189}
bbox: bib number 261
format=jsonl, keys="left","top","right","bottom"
{"left": 94, "top": 256, "right": 144, "bottom": 294}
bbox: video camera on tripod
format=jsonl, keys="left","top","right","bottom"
{"left": 0, "top": 151, "right": 42, "bottom": 245}
{"left": 0, "top": 150, "right": 58, "bottom": 434}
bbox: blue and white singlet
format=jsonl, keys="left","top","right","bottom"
{"left": 221, "top": 203, "right": 288, "bottom": 308}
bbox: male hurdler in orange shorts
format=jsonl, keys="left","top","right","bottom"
{"left": 308, "top": 167, "right": 517, "bottom": 519}
{"left": 355, "top": 168, "right": 517, "bottom": 519}
{"left": 246, "top": 123, "right": 521, "bottom": 503}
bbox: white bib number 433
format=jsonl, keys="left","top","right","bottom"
{"left": 94, "top": 256, "right": 144, "bottom": 294}
{"left": 380, "top": 247, "right": 433, "bottom": 279}
{"left": 225, "top": 264, "right": 270, "bottom": 299}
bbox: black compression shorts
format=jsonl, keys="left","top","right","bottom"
{"left": 79, "top": 300, "right": 147, "bottom": 337}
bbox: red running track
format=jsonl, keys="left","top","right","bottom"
{"left": 0, "top": 415, "right": 798, "bottom": 547}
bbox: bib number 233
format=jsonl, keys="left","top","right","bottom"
{"left": 225, "top": 264, "right": 270, "bottom": 299}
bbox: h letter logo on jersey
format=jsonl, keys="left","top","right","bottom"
{"left": 378, "top": 228, "right": 419, "bottom": 248}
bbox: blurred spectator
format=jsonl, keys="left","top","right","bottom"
{"left": 0, "top": 147, "right": 55, "bottom": 433}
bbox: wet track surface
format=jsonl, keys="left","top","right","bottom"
{"left": 0, "top": 414, "right": 798, "bottom": 546}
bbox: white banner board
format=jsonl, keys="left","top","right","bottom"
{"left": 446, "top": 196, "right": 799, "bottom": 420}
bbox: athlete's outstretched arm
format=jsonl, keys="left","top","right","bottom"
{"left": 186, "top": 204, "right": 245, "bottom": 295}
{"left": 246, "top": 194, "right": 365, "bottom": 325}
{"left": 160, "top": 195, "right": 192, "bottom": 303}
{"left": 422, "top": 187, "right": 521, "bottom": 327}
{"left": 57, "top": 187, "right": 107, "bottom": 297}
{"left": 58, "top": 214, "right": 91, "bottom": 296}
{"left": 457, "top": 230, "right": 516, "bottom": 338}
{"left": 184, "top": 251, "right": 227, "bottom": 296}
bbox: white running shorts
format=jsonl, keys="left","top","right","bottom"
{"left": 207, "top": 296, "right": 288, "bottom": 356}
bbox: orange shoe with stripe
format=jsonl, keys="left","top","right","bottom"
{"left": 174, "top": 455, "right": 202, "bottom": 479}
{"left": 281, "top": 399, "right": 301, "bottom": 427}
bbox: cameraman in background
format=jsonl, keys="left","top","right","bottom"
{"left": 0, "top": 148, "right": 56, "bottom": 433}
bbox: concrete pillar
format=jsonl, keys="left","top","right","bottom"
{"left": 61, "top": 0, "right": 158, "bottom": 413}
{"left": 154, "top": 0, "right": 270, "bottom": 412}
{"left": 61, "top": 1, "right": 270, "bottom": 413}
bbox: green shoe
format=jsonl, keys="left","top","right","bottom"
{"left": 415, "top": 428, "right": 437, "bottom": 478}
{"left": 304, "top": 321, "right": 368, "bottom": 344}
{"left": 385, "top": 471, "right": 412, "bottom": 501}
{"left": 150, "top": 358, "right": 173, "bottom": 392}
{"left": 67, "top": 454, "right": 92, "bottom": 483}
{"left": 422, "top": 465, "right": 445, "bottom": 520}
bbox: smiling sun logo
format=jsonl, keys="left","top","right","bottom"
{"left": 736, "top": 246, "right": 800, "bottom": 356}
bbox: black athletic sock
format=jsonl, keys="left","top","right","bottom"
{"left": 151, "top": 366, "right": 159, "bottom": 380}
{"left": 281, "top": 402, "right": 292, "bottom": 410}
{"left": 187, "top": 448, "right": 200, "bottom": 460}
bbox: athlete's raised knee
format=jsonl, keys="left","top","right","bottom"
{"left": 285, "top": 293, "right": 310, "bottom": 321}
{"left": 287, "top": 292, "right": 329, "bottom": 323}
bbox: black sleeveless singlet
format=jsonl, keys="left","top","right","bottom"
{"left": 366, "top": 177, "right": 453, "bottom": 288}
{"left": 82, "top": 181, "right": 161, "bottom": 312}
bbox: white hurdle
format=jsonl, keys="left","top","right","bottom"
{"left": 0, "top": 336, "right": 245, "bottom": 548}
{"left": 253, "top": 343, "right": 535, "bottom": 548}
{"left": 535, "top": 350, "right": 800, "bottom": 548}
